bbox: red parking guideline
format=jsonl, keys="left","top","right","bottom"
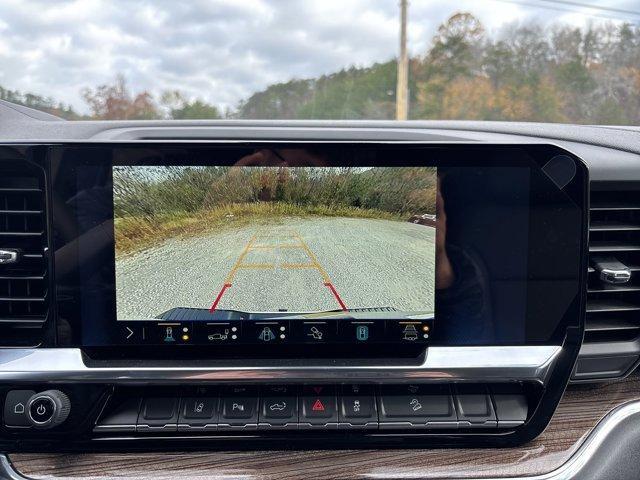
{"left": 324, "top": 282, "right": 347, "bottom": 311}
{"left": 210, "top": 283, "right": 232, "bottom": 312}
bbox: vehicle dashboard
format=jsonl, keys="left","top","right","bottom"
{"left": 1, "top": 101, "right": 640, "bottom": 479}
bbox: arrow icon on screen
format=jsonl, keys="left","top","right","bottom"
{"left": 125, "top": 327, "right": 134, "bottom": 339}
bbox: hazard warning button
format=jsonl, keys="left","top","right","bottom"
{"left": 299, "top": 385, "right": 338, "bottom": 427}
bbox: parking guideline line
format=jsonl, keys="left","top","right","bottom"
{"left": 238, "top": 263, "right": 275, "bottom": 269}
{"left": 210, "top": 232, "right": 259, "bottom": 312}
{"left": 291, "top": 232, "right": 331, "bottom": 283}
{"left": 289, "top": 230, "right": 347, "bottom": 311}
{"left": 210, "top": 283, "right": 232, "bottom": 312}
{"left": 324, "top": 281, "right": 347, "bottom": 311}
{"left": 211, "top": 227, "right": 348, "bottom": 312}
{"left": 224, "top": 233, "right": 258, "bottom": 284}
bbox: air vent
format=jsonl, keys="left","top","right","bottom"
{"left": 573, "top": 188, "right": 640, "bottom": 381}
{"left": 0, "top": 157, "right": 49, "bottom": 346}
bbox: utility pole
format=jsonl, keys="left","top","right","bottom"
{"left": 396, "top": 0, "right": 409, "bottom": 121}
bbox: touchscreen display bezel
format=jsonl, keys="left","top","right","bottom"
{"left": 49, "top": 143, "right": 588, "bottom": 356}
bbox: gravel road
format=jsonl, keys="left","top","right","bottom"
{"left": 116, "top": 216, "right": 435, "bottom": 319}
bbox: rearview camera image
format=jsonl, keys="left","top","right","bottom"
{"left": 113, "top": 165, "right": 437, "bottom": 321}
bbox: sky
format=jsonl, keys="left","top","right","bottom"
{"left": 0, "top": 0, "right": 637, "bottom": 114}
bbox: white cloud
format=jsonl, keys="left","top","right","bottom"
{"left": 0, "top": 0, "right": 636, "bottom": 114}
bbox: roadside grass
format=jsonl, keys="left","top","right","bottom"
{"left": 115, "top": 201, "right": 403, "bottom": 256}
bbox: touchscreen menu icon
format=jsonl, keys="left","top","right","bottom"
{"left": 258, "top": 326, "right": 276, "bottom": 342}
{"left": 300, "top": 321, "right": 336, "bottom": 343}
{"left": 250, "top": 322, "right": 288, "bottom": 343}
{"left": 356, "top": 325, "right": 369, "bottom": 341}
{"left": 340, "top": 321, "right": 382, "bottom": 343}
{"left": 389, "top": 321, "right": 432, "bottom": 343}
{"left": 199, "top": 322, "right": 240, "bottom": 343}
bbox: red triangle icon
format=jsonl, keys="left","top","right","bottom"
{"left": 312, "top": 399, "right": 325, "bottom": 411}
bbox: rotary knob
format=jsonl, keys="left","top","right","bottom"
{"left": 26, "top": 390, "right": 71, "bottom": 429}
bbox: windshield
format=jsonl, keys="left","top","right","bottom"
{"left": 0, "top": 1, "right": 638, "bottom": 124}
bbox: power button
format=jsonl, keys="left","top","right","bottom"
{"left": 28, "top": 396, "right": 56, "bottom": 425}
{"left": 26, "top": 390, "right": 71, "bottom": 429}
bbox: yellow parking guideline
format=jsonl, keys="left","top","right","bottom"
{"left": 292, "top": 231, "right": 331, "bottom": 283}
{"left": 225, "top": 233, "right": 258, "bottom": 284}
{"left": 249, "top": 245, "right": 276, "bottom": 250}
{"left": 224, "top": 228, "right": 333, "bottom": 285}
{"left": 281, "top": 263, "right": 316, "bottom": 269}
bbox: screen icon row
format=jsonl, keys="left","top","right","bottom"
{"left": 119, "top": 318, "right": 433, "bottom": 345}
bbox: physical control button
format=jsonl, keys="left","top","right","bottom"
{"left": 491, "top": 385, "right": 528, "bottom": 428}
{"left": 142, "top": 397, "right": 177, "bottom": 419}
{"left": 4, "top": 390, "right": 35, "bottom": 428}
{"left": 94, "top": 397, "right": 141, "bottom": 433}
{"left": 378, "top": 384, "right": 457, "bottom": 429}
{"left": 339, "top": 385, "right": 378, "bottom": 429}
{"left": 222, "top": 397, "right": 256, "bottom": 419}
{"left": 26, "top": 390, "right": 71, "bottom": 429}
{"left": 299, "top": 385, "right": 338, "bottom": 429}
{"left": 454, "top": 385, "right": 497, "bottom": 428}
{"left": 259, "top": 385, "right": 297, "bottom": 429}
{"left": 137, "top": 397, "right": 178, "bottom": 432}
{"left": 30, "top": 397, "right": 55, "bottom": 423}
{"left": 182, "top": 397, "right": 217, "bottom": 419}
{"left": 178, "top": 396, "right": 219, "bottom": 431}
{"left": 219, "top": 386, "right": 259, "bottom": 429}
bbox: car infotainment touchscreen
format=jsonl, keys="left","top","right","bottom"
{"left": 113, "top": 165, "right": 437, "bottom": 326}
{"left": 50, "top": 144, "right": 587, "bottom": 354}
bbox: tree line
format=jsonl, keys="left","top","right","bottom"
{"left": 2, "top": 13, "right": 639, "bottom": 124}
{"left": 240, "top": 13, "right": 640, "bottom": 125}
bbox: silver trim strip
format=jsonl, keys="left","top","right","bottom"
{"left": 0, "top": 346, "right": 561, "bottom": 384}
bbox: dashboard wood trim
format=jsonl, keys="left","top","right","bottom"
{"left": 8, "top": 374, "right": 640, "bottom": 480}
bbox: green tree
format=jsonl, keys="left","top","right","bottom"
{"left": 0, "top": 86, "right": 81, "bottom": 119}
{"left": 161, "top": 91, "right": 221, "bottom": 119}
{"left": 414, "top": 13, "right": 485, "bottom": 118}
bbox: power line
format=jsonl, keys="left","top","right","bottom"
{"left": 492, "top": 0, "right": 640, "bottom": 24}
{"left": 535, "top": 0, "right": 640, "bottom": 17}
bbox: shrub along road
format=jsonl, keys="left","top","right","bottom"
{"left": 115, "top": 216, "right": 435, "bottom": 319}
